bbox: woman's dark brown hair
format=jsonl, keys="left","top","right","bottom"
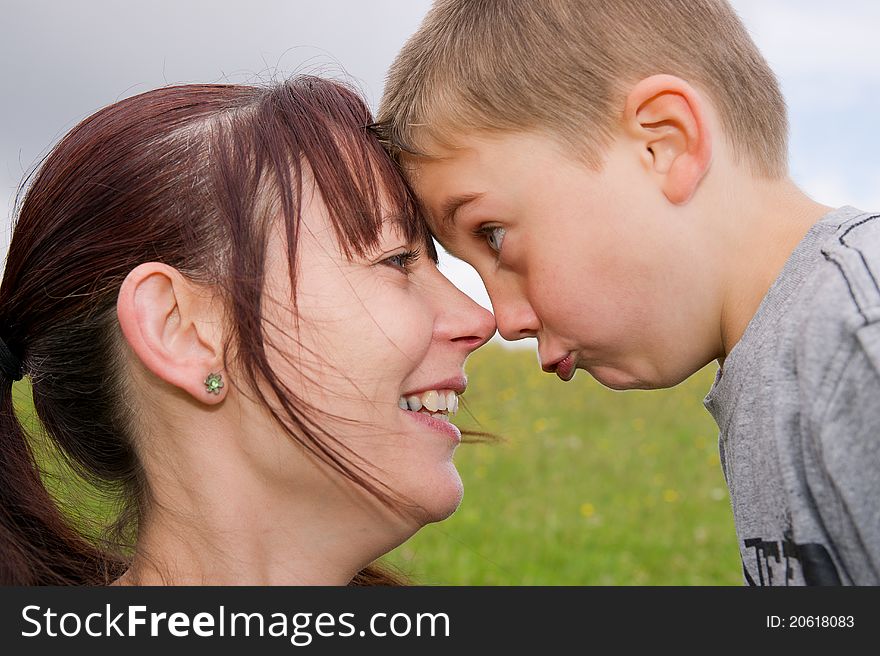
{"left": 0, "top": 77, "right": 431, "bottom": 585}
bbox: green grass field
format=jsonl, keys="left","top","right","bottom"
{"left": 14, "top": 344, "right": 741, "bottom": 585}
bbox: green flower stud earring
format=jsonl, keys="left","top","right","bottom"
{"left": 204, "top": 372, "right": 224, "bottom": 395}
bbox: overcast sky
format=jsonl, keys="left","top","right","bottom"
{"left": 3, "top": 1, "right": 879, "bottom": 336}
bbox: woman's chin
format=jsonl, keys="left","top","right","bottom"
{"left": 429, "top": 477, "right": 465, "bottom": 523}
{"left": 407, "top": 470, "right": 465, "bottom": 527}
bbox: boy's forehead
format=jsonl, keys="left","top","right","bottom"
{"left": 404, "top": 129, "right": 573, "bottom": 184}
{"left": 402, "top": 130, "right": 551, "bottom": 217}
{"left": 403, "top": 152, "right": 484, "bottom": 235}
{"left": 407, "top": 130, "right": 516, "bottom": 163}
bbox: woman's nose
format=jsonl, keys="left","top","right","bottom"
{"left": 433, "top": 275, "right": 496, "bottom": 351}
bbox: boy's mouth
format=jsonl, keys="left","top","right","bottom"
{"left": 398, "top": 389, "right": 460, "bottom": 422}
{"left": 543, "top": 353, "right": 577, "bottom": 382}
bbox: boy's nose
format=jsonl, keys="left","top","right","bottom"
{"left": 488, "top": 283, "right": 539, "bottom": 341}
{"left": 495, "top": 300, "right": 540, "bottom": 341}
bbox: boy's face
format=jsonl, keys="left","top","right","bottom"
{"left": 407, "top": 131, "right": 720, "bottom": 390}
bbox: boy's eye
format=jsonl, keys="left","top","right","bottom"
{"left": 381, "top": 248, "right": 421, "bottom": 273}
{"left": 479, "top": 226, "right": 506, "bottom": 253}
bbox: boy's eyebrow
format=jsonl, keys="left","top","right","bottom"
{"left": 438, "top": 192, "right": 484, "bottom": 229}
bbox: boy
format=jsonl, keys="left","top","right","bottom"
{"left": 376, "top": 0, "right": 880, "bottom": 585}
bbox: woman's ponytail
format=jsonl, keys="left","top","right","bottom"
{"left": 0, "top": 365, "right": 107, "bottom": 584}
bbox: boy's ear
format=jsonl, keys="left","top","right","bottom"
{"left": 622, "top": 74, "right": 712, "bottom": 204}
{"left": 117, "top": 262, "right": 227, "bottom": 404}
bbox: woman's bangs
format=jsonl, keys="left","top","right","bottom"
{"left": 293, "top": 85, "right": 435, "bottom": 262}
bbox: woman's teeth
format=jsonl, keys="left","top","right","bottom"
{"left": 398, "top": 389, "right": 459, "bottom": 419}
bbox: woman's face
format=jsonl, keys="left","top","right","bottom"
{"left": 256, "top": 177, "right": 495, "bottom": 535}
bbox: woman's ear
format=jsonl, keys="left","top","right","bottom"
{"left": 117, "top": 262, "right": 227, "bottom": 404}
{"left": 622, "top": 74, "right": 713, "bottom": 204}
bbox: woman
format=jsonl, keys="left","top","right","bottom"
{"left": 0, "top": 77, "right": 495, "bottom": 585}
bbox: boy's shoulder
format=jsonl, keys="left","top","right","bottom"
{"left": 818, "top": 209, "right": 880, "bottom": 314}
{"left": 806, "top": 209, "right": 880, "bottom": 344}
{"left": 796, "top": 209, "right": 880, "bottom": 402}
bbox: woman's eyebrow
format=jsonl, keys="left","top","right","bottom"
{"left": 383, "top": 214, "right": 420, "bottom": 233}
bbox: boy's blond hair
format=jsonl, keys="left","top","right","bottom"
{"left": 378, "top": 0, "right": 788, "bottom": 178}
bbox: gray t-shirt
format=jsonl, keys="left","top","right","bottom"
{"left": 704, "top": 206, "right": 880, "bottom": 585}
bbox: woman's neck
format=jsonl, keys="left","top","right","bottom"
{"left": 113, "top": 424, "right": 409, "bottom": 585}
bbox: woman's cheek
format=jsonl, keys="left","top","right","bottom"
{"left": 382, "top": 295, "right": 435, "bottom": 361}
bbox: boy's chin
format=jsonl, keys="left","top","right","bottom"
{"left": 587, "top": 364, "right": 679, "bottom": 391}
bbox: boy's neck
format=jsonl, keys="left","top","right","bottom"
{"left": 712, "top": 173, "right": 833, "bottom": 365}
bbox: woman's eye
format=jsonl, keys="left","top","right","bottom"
{"left": 381, "top": 248, "right": 421, "bottom": 273}
{"left": 482, "top": 226, "right": 506, "bottom": 253}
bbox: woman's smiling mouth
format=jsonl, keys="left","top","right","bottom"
{"left": 398, "top": 378, "right": 467, "bottom": 442}
{"left": 398, "top": 388, "right": 460, "bottom": 420}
